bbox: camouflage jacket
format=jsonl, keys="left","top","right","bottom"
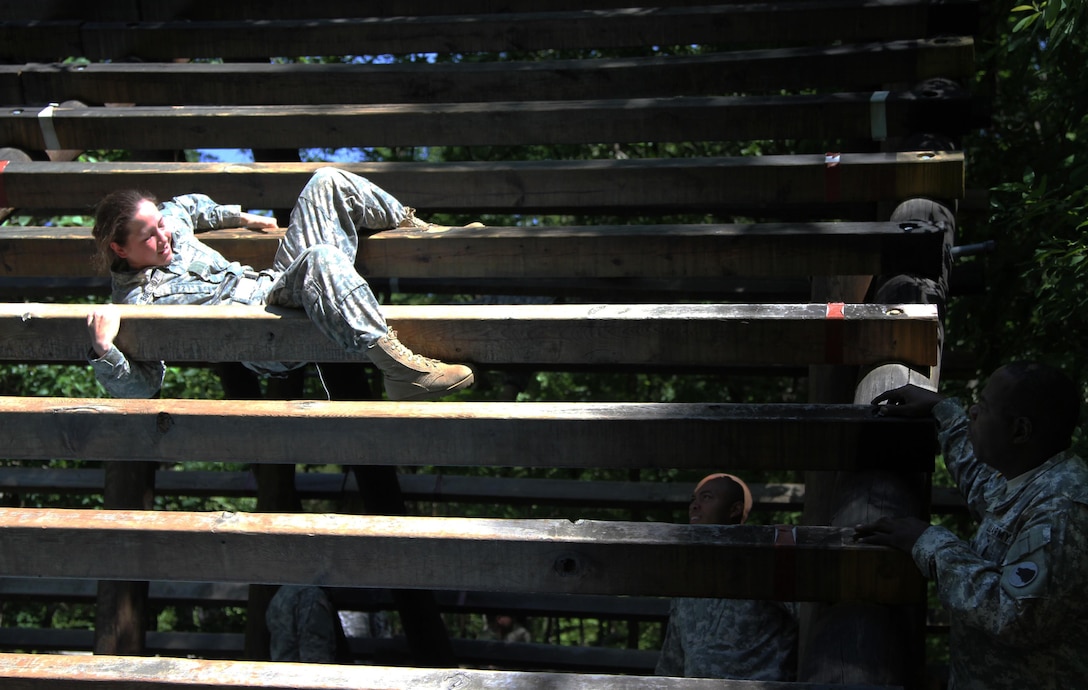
{"left": 912, "top": 399, "right": 1088, "bottom": 690}
{"left": 655, "top": 597, "right": 798, "bottom": 680}
{"left": 88, "top": 193, "right": 279, "bottom": 398}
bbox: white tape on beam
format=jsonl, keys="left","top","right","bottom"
{"left": 37, "top": 102, "right": 61, "bottom": 150}
{"left": 870, "top": 91, "right": 889, "bottom": 142}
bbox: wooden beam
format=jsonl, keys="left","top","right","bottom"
{"left": 0, "top": 222, "right": 949, "bottom": 280}
{"left": 0, "top": 155, "right": 965, "bottom": 216}
{"left": 0, "top": 397, "right": 937, "bottom": 471}
{"left": 0, "top": 577, "right": 251, "bottom": 606}
{"left": 0, "top": 652, "right": 903, "bottom": 689}
{"left": 10, "top": 40, "right": 976, "bottom": 106}
{"left": 0, "top": 579, "right": 947, "bottom": 627}
{"left": 0, "top": 0, "right": 974, "bottom": 22}
{"left": 0, "top": 468, "right": 967, "bottom": 512}
{"left": 0, "top": 94, "right": 979, "bottom": 151}
{"left": 0, "top": 3, "right": 977, "bottom": 62}
{"left": 0, "top": 507, "right": 923, "bottom": 602}
{"left": 0, "top": 275, "right": 811, "bottom": 304}
{"left": 0, "top": 577, "right": 672, "bottom": 620}
{"left": 0, "top": 302, "right": 940, "bottom": 368}
{"left": 0, "top": 634, "right": 662, "bottom": 674}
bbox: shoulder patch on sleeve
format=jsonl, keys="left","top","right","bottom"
{"left": 1000, "top": 524, "right": 1051, "bottom": 599}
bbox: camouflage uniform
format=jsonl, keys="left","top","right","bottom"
{"left": 265, "top": 585, "right": 346, "bottom": 663}
{"left": 89, "top": 167, "right": 403, "bottom": 398}
{"left": 655, "top": 597, "right": 798, "bottom": 680}
{"left": 912, "top": 398, "right": 1088, "bottom": 690}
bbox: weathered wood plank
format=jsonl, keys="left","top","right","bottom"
{"left": 0, "top": 577, "right": 251, "bottom": 606}
{"left": 0, "top": 578, "right": 947, "bottom": 627}
{"left": 0, "top": 94, "right": 978, "bottom": 151}
{"left": 0, "top": 302, "right": 941, "bottom": 368}
{"left": 0, "top": 577, "right": 672, "bottom": 621}
{"left": 0, "top": 4, "right": 977, "bottom": 62}
{"left": 0, "top": 652, "right": 901, "bottom": 689}
{"left": 11, "top": 39, "right": 976, "bottom": 106}
{"left": 0, "top": 507, "right": 923, "bottom": 602}
{"left": 0, "top": 222, "right": 949, "bottom": 280}
{"left": 0, "top": 397, "right": 936, "bottom": 471}
{"left": 0, "top": 275, "right": 814, "bottom": 304}
{"left": 0, "top": 468, "right": 966, "bottom": 512}
{"left": 0, "top": 156, "right": 965, "bottom": 215}
{"left": 0, "top": 635, "right": 662, "bottom": 674}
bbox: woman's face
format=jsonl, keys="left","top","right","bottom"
{"left": 110, "top": 199, "right": 173, "bottom": 269}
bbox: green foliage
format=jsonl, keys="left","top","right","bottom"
{"left": 1011, "top": 1, "right": 1087, "bottom": 48}
{"left": 949, "top": 0, "right": 1088, "bottom": 448}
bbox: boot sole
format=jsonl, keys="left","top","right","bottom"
{"left": 386, "top": 371, "right": 474, "bottom": 402}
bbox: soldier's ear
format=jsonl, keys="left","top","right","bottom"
{"left": 1011, "top": 416, "right": 1033, "bottom": 444}
{"left": 728, "top": 500, "right": 745, "bottom": 524}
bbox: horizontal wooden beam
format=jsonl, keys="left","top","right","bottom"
{"left": 0, "top": 156, "right": 965, "bottom": 216}
{"left": 0, "top": 652, "right": 902, "bottom": 690}
{"left": 0, "top": 507, "right": 923, "bottom": 602}
{"left": 0, "top": 468, "right": 965, "bottom": 512}
{"left": 0, "top": 221, "right": 949, "bottom": 280}
{"left": 0, "top": 0, "right": 976, "bottom": 23}
{"left": 0, "top": 302, "right": 940, "bottom": 368}
{"left": 0, "top": 635, "right": 661, "bottom": 675}
{"left": 0, "top": 577, "right": 251, "bottom": 607}
{"left": 0, "top": 397, "right": 937, "bottom": 471}
{"left": 0, "top": 275, "right": 815, "bottom": 305}
{"left": 0, "top": 3, "right": 977, "bottom": 62}
{"left": 0, "top": 577, "right": 674, "bottom": 622}
{"left": 0, "top": 575, "right": 951, "bottom": 628}
{"left": 3, "top": 39, "right": 976, "bottom": 106}
{"left": 0, "top": 93, "right": 979, "bottom": 151}
{"left": 0, "top": 2, "right": 722, "bottom": 21}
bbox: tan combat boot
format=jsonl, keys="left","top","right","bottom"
{"left": 398, "top": 207, "right": 485, "bottom": 232}
{"left": 367, "top": 330, "right": 474, "bottom": 401}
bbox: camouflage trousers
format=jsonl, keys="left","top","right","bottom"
{"left": 265, "top": 585, "right": 341, "bottom": 663}
{"left": 258, "top": 167, "right": 406, "bottom": 353}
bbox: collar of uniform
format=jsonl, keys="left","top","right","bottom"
{"left": 1000, "top": 450, "right": 1077, "bottom": 502}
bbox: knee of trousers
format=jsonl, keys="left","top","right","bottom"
{"left": 308, "top": 166, "right": 369, "bottom": 192}
{"left": 292, "top": 243, "right": 355, "bottom": 272}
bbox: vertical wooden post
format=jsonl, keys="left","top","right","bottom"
{"left": 234, "top": 367, "right": 306, "bottom": 661}
{"left": 93, "top": 461, "right": 156, "bottom": 655}
{"left": 800, "top": 198, "right": 954, "bottom": 688}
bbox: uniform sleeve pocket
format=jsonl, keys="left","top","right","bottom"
{"left": 1000, "top": 524, "right": 1051, "bottom": 599}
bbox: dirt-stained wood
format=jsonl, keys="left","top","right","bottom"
{"left": 0, "top": 651, "right": 903, "bottom": 690}
{"left": 0, "top": 397, "right": 937, "bottom": 471}
{"left": 0, "top": 507, "right": 922, "bottom": 603}
{"left": 0, "top": 302, "right": 940, "bottom": 367}
{"left": 0, "top": 221, "right": 948, "bottom": 280}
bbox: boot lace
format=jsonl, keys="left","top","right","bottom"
{"left": 397, "top": 208, "right": 433, "bottom": 230}
{"left": 385, "top": 330, "right": 441, "bottom": 369}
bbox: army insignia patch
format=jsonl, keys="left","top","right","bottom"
{"left": 1007, "top": 561, "right": 1039, "bottom": 588}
